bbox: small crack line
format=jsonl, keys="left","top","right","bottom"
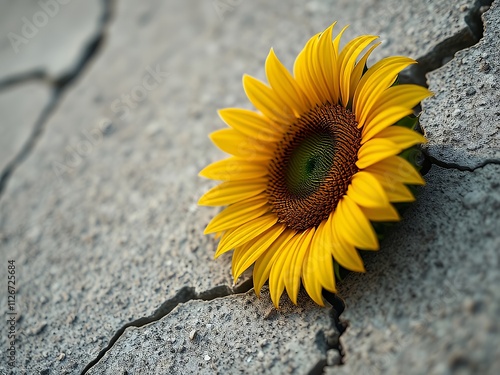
{"left": 80, "top": 280, "right": 254, "bottom": 375}
{"left": 0, "top": 0, "right": 114, "bottom": 198}
{"left": 0, "top": 70, "right": 52, "bottom": 91}
{"left": 401, "top": 0, "right": 494, "bottom": 87}
{"left": 425, "top": 151, "right": 500, "bottom": 172}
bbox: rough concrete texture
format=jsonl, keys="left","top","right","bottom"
{"left": 0, "top": 0, "right": 499, "bottom": 374}
{"left": 87, "top": 288, "right": 336, "bottom": 375}
{"left": 0, "top": 0, "right": 103, "bottom": 82}
{"left": 0, "top": 81, "right": 52, "bottom": 172}
{"left": 421, "top": 1, "right": 500, "bottom": 168}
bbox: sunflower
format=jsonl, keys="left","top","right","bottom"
{"left": 199, "top": 23, "right": 431, "bottom": 307}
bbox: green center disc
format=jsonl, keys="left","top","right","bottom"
{"left": 285, "top": 131, "right": 335, "bottom": 198}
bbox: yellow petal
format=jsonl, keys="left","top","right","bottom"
{"left": 328, "top": 212, "right": 366, "bottom": 272}
{"left": 334, "top": 195, "right": 378, "bottom": 251}
{"left": 338, "top": 35, "right": 379, "bottom": 106}
{"left": 253, "top": 229, "right": 295, "bottom": 297}
{"left": 353, "top": 56, "right": 416, "bottom": 125}
{"left": 284, "top": 228, "right": 315, "bottom": 305}
{"left": 310, "top": 220, "right": 336, "bottom": 293}
{"left": 317, "top": 23, "right": 339, "bottom": 104}
{"left": 199, "top": 157, "right": 268, "bottom": 181}
{"left": 332, "top": 25, "right": 348, "bottom": 55}
{"left": 356, "top": 138, "right": 402, "bottom": 169}
{"left": 198, "top": 178, "right": 267, "bottom": 206}
{"left": 371, "top": 172, "right": 416, "bottom": 202}
{"left": 231, "top": 244, "right": 247, "bottom": 277}
{"left": 210, "top": 128, "right": 274, "bottom": 160}
{"left": 361, "top": 204, "right": 400, "bottom": 221}
{"left": 243, "top": 74, "right": 295, "bottom": 125}
{"left": 266, "top": 48, "right": 309, "bottom": 115}
{"left": 204, "top": 197, "right": 269, "bottom": 234}
{"left": 269, "top": 233, "right": 303, "bottom": 308}
{"left": 215, "top": 214, "right": 278, "bottom": 257}
{"left": 365, "top": 155, "right": 425, "bottom": 185}
{"left": 361, "top": 85, "right": 431, "bottom": 140}
{"left": 347, "top": 171, "right": 390, "bottom": 208}
{"left": 310, "top": 30, "right": 333, "bottom": 104}
{"left": 361, "top": 107, "right": 414, "bottom": 142}
{"left": 301, "top": 244, "right": 325, "bottom": 306}
{"left": 293, "top": 33, "right": 322, "bottom": 105}
{"left": 233, "top": 224, "right": 286, "bottom": 280}
{"left": 349, "top": 42, "right": 380, "bottom": 102}
{"left": 373, "top": 126, "right": 427, "bottom": 149}
{"left": 218, "top": 108, "right": 282, "bottom": 142}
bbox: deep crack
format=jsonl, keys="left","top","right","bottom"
{"left": 80, "top": 279, "right": 254, "bottom": 375}
{"left": 400, "top": 0, "right": 494, "bottom": 87}
{"left": 424, "top": 152, "right": 500, "bottom": 172}
{"left": 0, "top": 0, "right": 114, "bottom": 197}
{"left": 306, "top": 292, "right": 347, "bottom": 375}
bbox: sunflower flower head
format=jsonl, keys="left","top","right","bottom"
{"left": 199, "top": 23, "right": 431, "bottom": 308}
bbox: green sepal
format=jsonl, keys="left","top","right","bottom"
{"left": 334, "top": 261, "right": 342, "bottom": 281}
{"left": 334, "top": 261, "right": 351, "bottom": 281}
{"left": 395, "top": 114, "right": 419, "bottom": 130}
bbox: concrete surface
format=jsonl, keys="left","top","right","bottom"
{"left": 0, "top": 81, "right": 52, "bottom": 173}
{"left": 0, "top": 0, "right": 499, "bottom": 374}
{"left": 87, "top": 288, "right": 337, "bottom": 375}
{"left": 0, "top": 0, "right": 103, "bottom": 82}
{"left": 421, "top": 1, "right": 500, "bottom": 168}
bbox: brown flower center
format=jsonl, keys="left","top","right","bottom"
{"left": 266, "top": 103, "right": 361, "bottom": 231}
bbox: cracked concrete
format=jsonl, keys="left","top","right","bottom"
{"left": 0, "top": 0, "right": 103, "bottom": 84}
{"left": 0, "top": 0, "right": 499, "bottom": 374}
{"left": 0, "top": 0, "right": 113, "bottom": 196}
{"left": 87, "top": 288, "right": 337, "bottom": 375}
{"left": 81, "top": 283, "right": 254, "bottom": 373}
{"left": 0, "top": 81, "right": 52, "bottom": 174}
{"left": 421, "top": 1, "right": 500, "bottom": 169}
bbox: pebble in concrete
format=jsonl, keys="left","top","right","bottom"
{"left": 421, "top": 2, "right": 500, "bottom": 168}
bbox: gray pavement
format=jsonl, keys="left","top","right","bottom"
{"left": 0, "top": 0, "right": 499, "bottom": 374}
{"left": 421, "top": 0, "right": 500, "bottom": 168}
{"left": 0, "top": 0, "right": 103, "bottom": 81}
{"left": 0, "top": 81, "right": 52, "bottom": 173}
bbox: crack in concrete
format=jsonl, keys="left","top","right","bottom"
{"left": 307, "top": 292, "right": 347, "bottom": 375}
{"left": 401, "top": 0, "right": 494, "bottom": 87}
{"left": 425, "top": 152, "right": 500, "bottom": 172}
{"left": 80, "top": 279, "right": 254, "bottom": 374}
{"left": 0, "top": 70, "right": 51, "bottom": 91}
{"left": 0, "top": 0, "right": 114, "bottom": 198}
